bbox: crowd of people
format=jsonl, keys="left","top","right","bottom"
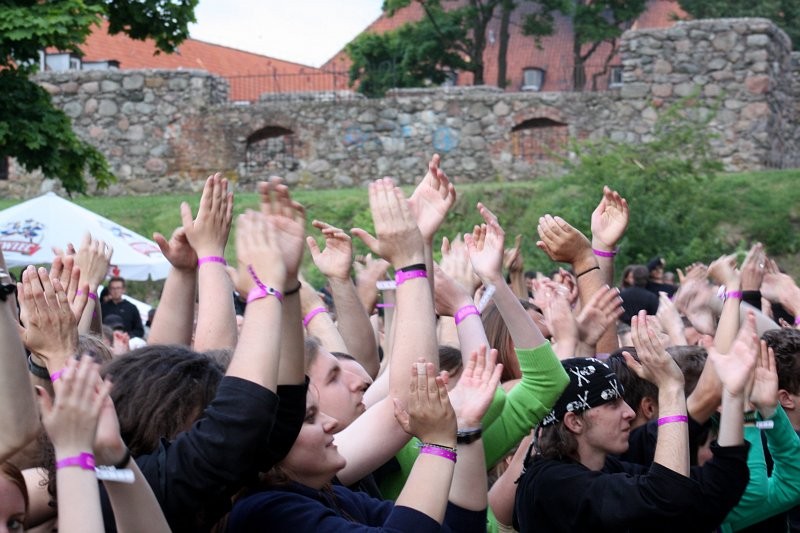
{"left": 1, "top": 153, "right": 800, "bottom": 532}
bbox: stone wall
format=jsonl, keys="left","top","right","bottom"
{"left": 4, "top": 18, "right": 798, "bottom": 196}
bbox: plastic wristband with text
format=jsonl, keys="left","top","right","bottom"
{"left": 725, "top": 290, "right": 743, "bottom": 300}
{"left": 592, "top": 248, "right": 618, "bottom": 258}
{"left": 76, "top": 289, "right": 98, "bottom": 301}
{"left": 198, "top": 256, "right": 227, "bottom": 267}
{"left": 454, "top": 304, "right": 480, "bottom": 326}
{"left": 419, "top": 445, "right": 457, "bottom": 463}
{"left": 395, "top": 269, "right": 427, "bottom": 286}
{"left": 303, "top": 307, "right": 327, "bottom": 328}
{"left": 246, "top": 265, "right": 283, "bottom": 302}
{"left": 657, "top": 415, "right": 689, "bottom": 426}
{"left": 56, "top": 452, "right": 96, "bottom": 472}
{"left": 50, "top": 368, "right": 65, "bottom": 383}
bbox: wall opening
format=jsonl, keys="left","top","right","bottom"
{"left": 511, "top": 117, "right": 568, "bottom": 162}
{"left": 245, "top": 126, "right": 298, "bottom": 178}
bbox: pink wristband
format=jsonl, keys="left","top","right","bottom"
{"left": 247, "top": 286, "right": 283, "bottom": 304}
{"left": 303, "top": 306, "right": 327, "bottom": 328}
{"left": 454, "top": 304, "right": 480, "bottom": 325}
{"left": 198, "top": 256, "right": 227, "bottom": 267}
{"left": 419, "top": 445, "right": 457, "bottom": 463}
{"left": 56, "top": 452, "right": 95, "bottom": 471}
{"left": 725, "top": 291, "right": 743, "bottom": 300}
{"left": 395, "top": 269, "right": 428, "bottom": 286}
{"left": 592, "top": 248, "right": 617, "bottom": 258}
{"left": 50, "top": 368, "right": 65, "bottom": 383}
{"left": 77, "top": 289, "right": 98, "bottom": 301}
{"left": 375, "top": 303, "right": 394, "bottom": 309}
{"left": 795, "top": 316, "right": 800, "bottom": 326}
{"left": 658, "top": 415, "right": 689, "bottom": 426}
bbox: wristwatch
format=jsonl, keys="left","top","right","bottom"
{"left": 0, "top": 269, "right": 16, "bottom": 302}
{"left": 456, "top": 427, "right": 483, "bottom": 445}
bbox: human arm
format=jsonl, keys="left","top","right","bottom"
{"left": 182, "top": 173, "right": 236, "bottom": 351}
{"left": 504, "top": 234, "right": 527, "bottom": 299}
{"left": 149, "top": 226, "right": 197, "bottom": 346}
{"left": 488, "top": 432, "right": 532, "bottom": 528}
{"left": 353, "top": 253, "right": 390, "bottom": 315}
{"left": 433, "top": 262, "right": 488, "bottom": 362}
{"left": 299, "top": 280, "right": 349, "bottom": 353}
{"left": 656, "top": 291, "right": 688, "bottom": 346}
{"left": 590, "top": 185, "right": 628, "bottom": 287}
{"left": 308, "top": 220, "right": 379, "bottom": 377}
{"left": 575, "top": 284, "right": 624, "bottom": 356}
{"left": 539, "top": 283, "right": 579, "bottom": 359}
{"left": 70, "top": 234, "right": 113, "bottom": 334}
{"left": 708, "top": 254, "right": 741, "bottom": 354}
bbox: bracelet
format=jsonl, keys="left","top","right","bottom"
{"left": 375, "top": 303, "right": 394, "bottom": 308}
{"left": 657, "top": 415, "right": 689, "bottom": 426}
{"left": 795, "top": 316, "right": 800, "bottom": 326}
{"left": 576, "top": 265, "right": 600, "bottom": 278}
{"left": 395, "top": 269, "right": 427, "bottom": 286}
{"left": 76, "top": 289, "right": 98, "bottom": 301}
{"left": 303, "top": 306, "right": 327, "bottom": 328}
{"left": 725, "top": 290, "right": 743, "bottom": 300}
{"left": 454, "top": 304, "right": 480, "bottom": 325}
{"left": 398, "top": 263, "right": 426, "bottom": 273}
{"left": 419, "top": 445, "right": 457, "bottom": 463}
{"left": 247, "top": 286, "right": 283, "bottom": 304}
{"left": 113, "top": 447, "right": 132, "bottom": 469}
{"left": 50, "top": 368, "right": 65, "bottom": 383}
{"left": 28, "top": 354, "right": 51, "bottom": 380}
{"left": 284, "top": 281, "right": 302, "bottom": 296}
{"left": 56, "top": 452, "right": 95, "bottom": 471}
{"left": 592, "top": 248, "right": 618, "bottom": 258}
{"left": 246, "top": 265, "right": 283, "bottom": 302}
{"left": 198, "top": 256, "right": 227, "bottom": 267}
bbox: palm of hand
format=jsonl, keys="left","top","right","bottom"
{"left": 576, "top": 308, "right": 607, "bottom": 345}
{"left": 591, "top": 204, "right": 626, "bottom": 247}
{"left": 450, "top": 376, "right": 492, "bottom": 426}
{"left": 270, "top": 215, "right": 305, "bottom": 274}
{"left": 165, "top": 235, "right": 197, "bottom": 270}
{"left": 315, "top": 239, "right": 352, "bottom": 279}
{"left": 750, "top": 367, "right": 778, "bottom": 409}
{"left": 710, "top": 346, "right": 754, "bottom": 395}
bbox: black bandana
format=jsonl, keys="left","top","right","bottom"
{"left": 540, "top": 358, "right": 624, "bottom": 427}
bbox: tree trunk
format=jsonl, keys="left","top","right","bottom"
{"left": 572, "top": 29, "right": 585, "bottom": 91}
{"left": 497, "top": 0, "right": 513, "bottom": 88}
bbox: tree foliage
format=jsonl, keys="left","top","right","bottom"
{"left": 559, "top": 96, "right": 725, "bottom": 270}
{"left": 0, "top": 0, "right": 197, "bottom": 194}
{"left": 677, "top": 0, "right": 799, "bottom": 50}
{"left": 522, "top": 0, "right": 647, "bottom": 90}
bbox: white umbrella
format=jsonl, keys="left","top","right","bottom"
{"left": 0, "top": 192, "right": 170, "bottom": 280}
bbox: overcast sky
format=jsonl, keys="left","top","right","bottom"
{"left": 189, "top": 0, "right": 384, "bottom": 67}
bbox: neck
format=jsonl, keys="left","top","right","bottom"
{"left": 576, "top": 443, "right": 607, "bottom": 471}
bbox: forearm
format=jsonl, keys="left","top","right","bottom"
{"left": 328, "top": 277, "right": 379, "bottom": 377}
{"left": 686, "top": 356, "right": 722, "bottom": 423}
{"left": 77, "top": 298, "right": 96, "bottom": 335}
{"left": 575, "top": 252, "right": 617, "bottom": 353}
{"left": 486, "top": 276, "right": 545, "bottom": 349}
{"left": 448, "top": 440, "right": 487, "bottom": 511}
{"left": 438, "top": 316, "right": 460, "bottom": 348}
{"left": 278, "top": 289, "right": 305, "bottom": 385}
{"left": 714, "top": 284, "right": 741, "bottom": 354}
{"left": 390, "top": 274, "right": 437, "bottom": 399}
{"left": 55, "top": 453, "right": 105, "bottom": 533}
{"left": 717, "top": 391, "right": 745, "bottom": 447}
{"left": 194, "top": 264, "right": 238, "bottom": 351}
{"left": 226, "top": 297, "right": 282, "bottom": 391}
{"left": 0, "top": 302, "right": 38, "bottom": 461}
{"left": 652, "top": 385, "right": 690, "bottom": 477}
{"left": 305, "top": 309, "right": 349, "bottom": 353}
{"left": 105, "top": 459, "right": 170, "bottom": 533}
{"left": 455, "top": 302, "right": 491, "bottom": 365}
{"left": 147, "top": 267, "right": 196, "bottom": 346}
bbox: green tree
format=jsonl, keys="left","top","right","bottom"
{"left": 677, "top": 0, "right": 799, "bottom": 50}
{"left": 0, "top": 0, "right": 197, "bottom": 194}
{"left": 522, "top": 0, "right": 647, "bottom": 90}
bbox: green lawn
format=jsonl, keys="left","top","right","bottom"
{"left": 3, "top": 168, "right": 799, "bottom": 303}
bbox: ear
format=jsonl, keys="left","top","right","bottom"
{"left": 563, "top": 411, "right": 584, "bottom": 434}
{"left": 640, "top": 396, "right": 658, "bottom": 421}
{"left": 778, "top": 389, "right": 795, "bottom": 411}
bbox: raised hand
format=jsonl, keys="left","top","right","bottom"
{"left": 73, "top": 233, "right": 113, "bottom": 290}
{"left": 536, "top": 214, "right": 593, "bottom": 266}
{"left": 258, "top": 177, "right": 307, "bottom": 280}
{"left": 393, "top": 361, "right": 457, "bottom": 447}
{"left": 590, "top": 186, "right": 629, "bottom": 251}
{"left": 707, "top": 254, "right": 740, "bottom": 287}
{"left": 433, "top": 263, "right": 473, "bottom": 317}
{"left": 307, "top": 220, "right": 353, "bottom": 282}
{"left": 153, "top": 226, "right": 197, "bottom": 271}
{"left": 464, "top": 203, "right": 505, "bottom": 284}
{"left": 235, "top": 210, "right": 286, "bottom": 295}
{"left": 39, "top": 356, "right": 112, "bottom": 455}
{"left": 17, "top": 266, "right": 79, "bottom": 368}
{"left": 181, "top": 173, "right": 234, "bottom": 259}
{"left": 750, "top": 339, "right": 778, "bottom": 419}
{"left": 708, "top": 313, "right": 759, "bottom": 397}
{"left": 408, "top": 154, "right": 456, "bottom": 243}
{"left": 447, "top": 346, "right": 503, "bottom": 428}
{"left": 656, "top": 291, "right": 687, "bottom": 346}
{"left": 542, "top": 287, "right": 578, "bottom": 356}
{"left": 740, "top": 243, "right": 765, "bottom": 292}
{"left": 576, "top": 285, "right": 623, "bottom": 346}
{"left": 440, "top": 234, "right": 480, "bottom": 292}
{"left": 352, "top": 178, "right": 424, "bottom": 268}
{"left": 48, "top": 255, "right": 88, "bottom": 321}
{"left": 623, "top": 310, "right": 684, "bottom": 390}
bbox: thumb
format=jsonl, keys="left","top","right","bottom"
{"left": 36, "top": 386, "right": 54, "bottom": 418}
{"left": 180, "top": 202, "right": 194, "bottom": 231}
{"left": 350, "top": 228, "right": 380, "bottom": 256}
{"left": 306, "top": 236, "right": 321, "bottom": 257}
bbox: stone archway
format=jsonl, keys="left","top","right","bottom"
{"left": 510, "top": 117, "right": 569, "bottom": 163}
{"left": 244, "top": 126, "right": 298, "bottom": 180}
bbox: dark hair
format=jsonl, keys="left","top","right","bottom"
{"left": 1, "top": 462, "right": 28, "bottom": 515}
{"left": 632, "top": 266, "right": 649, "bottom": 287}
{"left": 620, "top": 265, "right": 637, "bottom": 289}
{"left": 438, "top": 345, "right": 464, "bottom": 378}
{"left": 606, "top": 350, "right": 658, "bottom": 415}
{"left": 304, "top": 336, "right": 322, "bottom": 372}
{"left": 667, "top": 345, "right": 708, "bottom": 397}
{"left": 762, "top": 328, "right": 800, "bottom": 394}
{"left": 78, "top": 333, "right": 113, "bottom": 364}
{"left": 535, "top": 415, "right": 582, "bottom": 462}
{"left": 108, "top": 276, "right": 126, "bottom": 287}
{"left": 482, "top": 301, "right": 523, "bottom": 382}
{"left": 101, "top": 345, "right": 224, "bottom": 456}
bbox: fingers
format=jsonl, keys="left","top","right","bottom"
{"left": 350, "top": 228, "right": 380, "bottom": 256}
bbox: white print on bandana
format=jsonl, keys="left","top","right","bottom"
{"left": 601, "top": 378, "right": 622, "bottom": 400}
{"left": 569, "top": 365, "right": 597, "bottom": 388}
{"left": 566, "top": 390, "right": 592, "bottom": 413}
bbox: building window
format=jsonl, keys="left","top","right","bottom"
{"left": 609, "top": 66, "right": 624, "bottom": 88}
{"left": 44, "top": 53, "right": 81, "bottom": 72}
{"left": 522, "top": 68, "right": 545, "bottom": 91}
{"left": 0, "top": 158, "right": 8, "bottom": 181}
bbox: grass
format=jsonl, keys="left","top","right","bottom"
{"left": 3, "top": 167, "right": 799, "bottom": 302}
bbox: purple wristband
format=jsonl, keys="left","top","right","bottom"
{"left": 50, "top": 368, "right": 65, "bottom": 383}
{"left": 375, "top": 303, "right": 394, "bottom": 309}
{"left": 198, "top": 256, "right": 227, "bottom": 267}
{"left": 419, "top": 445, "right": 457, "bottom": 463}
{"left": 454, "top": 304, "right": 480, "bottom": 326}
{"left": 56, "top": 452, "right": 95, "bottom": 471}
{"left": 303, "top": 306, "right": 327, "bottom": 328}
{"left": 246, "top": 286, "right": 283, "bottom": 304}
{"left": 795, "top": 316, "right": 800, "bottom": 326}
{"left": 592, "top": 247, "right": 618, "bottom": 258}
{"left": 658, "top": 415, "right": 689, "bottom": 426}
{"left": 395, "top": 269, "right": 428, "bottom": 286}
{"left": 725, "top": 291, "right": 743, "bottom": 300}
{"left": 246, "top": 265, "right": 283, "bottom": 302}
{"left": 77, "top": 289, "right": 98, "bottom": 301}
